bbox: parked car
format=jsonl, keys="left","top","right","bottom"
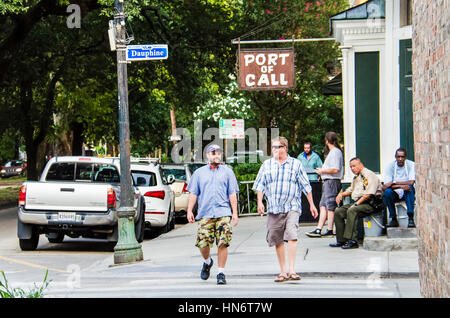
{"left": 131, "top": 158, "right": 176, "bottom": 234}
{"left": 161, "top": 163, "right": 194, "bottom": 218}
{"left": 17, "top": 156, "right": 145, "bottom": 251}
{"left": 1, "top": 160, "right": 27, "bottom": 178}
{"left": 225, "top": 150, "right": 266, "bottom": 164}
{"left": 188, "top": 161, "right": 207, "bottom": 172}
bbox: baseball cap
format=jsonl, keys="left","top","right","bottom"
{"left": 206, "top": 144, "right": 222, "bottom": 154}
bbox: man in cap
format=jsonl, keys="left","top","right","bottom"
{"left": 186, "top": 144, "right": 239, "bottom": 285}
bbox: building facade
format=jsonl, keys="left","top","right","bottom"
{"left": 330, "top": 0, "right": 413, "bottom": 181}
{"left": 412, "top": 0, "right": 449, "bottom": 298}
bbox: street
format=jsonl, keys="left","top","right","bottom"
{"left": 0, "top": 206, "right": 421, "bottom": 298}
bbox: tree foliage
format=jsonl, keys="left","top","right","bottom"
{"left": 0, "top": 0, "right": 348, "bottom": 175}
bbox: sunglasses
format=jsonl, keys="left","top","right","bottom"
{"left": 271, "top": 145, "right": 285, "bottom": 149}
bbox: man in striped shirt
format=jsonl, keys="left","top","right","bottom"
{"left": 253, "top": 136, "right": 318, "bottom": 282}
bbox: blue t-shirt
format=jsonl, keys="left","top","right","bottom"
{"left": 186, "top": 164, "right": 239, "bottom": 220}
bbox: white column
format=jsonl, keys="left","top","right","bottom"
{"left": 340, "top": 46, "right": 355, "bottom": 183}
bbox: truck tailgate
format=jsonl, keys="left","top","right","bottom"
{"left": 25, "top": 182, "right": 111, "bottom": 212}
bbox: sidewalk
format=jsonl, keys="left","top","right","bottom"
{"left": 106, "top": 215, "right": 419, "bottom": 278}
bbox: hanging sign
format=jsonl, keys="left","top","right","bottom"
{"left": 238, "top": 48, "right": 295, "bottom": 90}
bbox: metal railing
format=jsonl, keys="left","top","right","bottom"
{"left": 237, "top": 175, "right": 324, "bottom": 222}
{"left": 237, "top": 180, "right": 257, "bottom": 216}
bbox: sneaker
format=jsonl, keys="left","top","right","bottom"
{"left": 217, "top": 273, "right": 227, "bottom": 285}
{"left": 321, "top": 229, "right": 335, "bottom": 238}
{"left": 386, "top": 218, "right": 399, "bottom": 228}
{"left": 305, "top": 228, "right": 322, "bottom": 237}
{"left": 408, "top": 216, "right": 416, "bottom": 228}
{"left": 200, "top": 259, "right": 213, "bottom": 280}
{"left": 341, "top": 240, "right": 359, "bottom": 249}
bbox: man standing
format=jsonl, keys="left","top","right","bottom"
{"left": 297, "top": 142, "right": 323, "bottom": 182}
{"left": 331, "top": 158, "right": 382, "bottom": 249}
{"left": 382, "top": 148, "right": 416, "bottom": 228}
{"left": 253, "top": 136, "right": 318, "bottom": 282}
{"left": 306, "top": 132, "right": 344, "bottom": 238}
{"left": 186, "top": 144, "right": 239, "bottom": 285}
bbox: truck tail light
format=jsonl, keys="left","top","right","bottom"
{"left": 144, "top": 191, "right": 165, "bottom": 200}
{"left": 182, "top": 183, "right": 188, "bottom": 193}
{"left": 19, "top": 185, "right": 26, "bottom": 206}
{"left": 107, "top": 188, "right": 116, "bottom": 208}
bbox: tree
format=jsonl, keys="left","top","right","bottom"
{"left": 231, "top": 0, "right": 348, "bottom": 156}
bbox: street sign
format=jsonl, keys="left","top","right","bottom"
{"left": 126, "top": 44, "right": 168, "bottom": 61}
{"left": 219, "top": 119, "right": 245, "bottom": 139}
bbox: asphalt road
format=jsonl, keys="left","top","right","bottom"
{"left": 0, "top": 207, "right": 420, "bottom": 299}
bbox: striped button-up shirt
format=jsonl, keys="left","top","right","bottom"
{"left": 253, "top": 156, "right": 312, "bottom": 214}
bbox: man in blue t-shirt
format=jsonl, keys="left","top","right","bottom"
{"left": 186, "top": 144, "right": 239, "bottom": 285}
{"left": 382, "top": 148, "right": 416, "bottom": 228}
{"left": 297, "top": 142, "right": 323, "bottom": 182}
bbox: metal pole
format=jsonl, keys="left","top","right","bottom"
{"left": 231, "top": 38, "right": 335, "bottom": 45}
{"left": 113, "top": 0, "right": 143, "bottom": 264}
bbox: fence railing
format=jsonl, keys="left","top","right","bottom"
{"left": 237, "top": 180, "right": 257, "bottom": 216}
{"left": 237, "top": 177, "right": 325, "bottom": 222}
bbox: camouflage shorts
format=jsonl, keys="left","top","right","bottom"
{"left": 195, "top": 217, "right": 232, "bottom": 249}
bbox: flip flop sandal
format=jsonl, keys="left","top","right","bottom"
{"left": 289, "top": 273, "right": 301, "bottom": 280}
{"left": 274, "top": 274, "right": 289, "bottom": 282}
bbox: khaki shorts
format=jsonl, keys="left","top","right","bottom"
{"left": 195, "top": 216, "right": 232, "bottom": 249}
{"left": 266, "top": 210, "right": 300, "bottom": 247}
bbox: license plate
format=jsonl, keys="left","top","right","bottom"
{"left": 58, "top": 212, "right": 76, "bottom": 221}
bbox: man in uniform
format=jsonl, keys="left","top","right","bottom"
{"left": 330, "top": 157, "right": 382, "bottom": 249}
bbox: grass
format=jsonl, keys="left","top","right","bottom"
{"left": 0, "top": 186, "right": 20, "bottom": 207}
{"left": 0, "top": 270, "right": 51, "bottom": 298}
{"left": 0, "top": 176, "right": 25, "bottom": 207}
{"left": 0, "top": 175, "right": 26, "bottom": 184}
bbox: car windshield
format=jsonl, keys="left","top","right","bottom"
{"left": 131, "top": 171, "right": 157, "bottom": 187}
{"left": 162, "top": 168, "right": 186, "bottom": 181}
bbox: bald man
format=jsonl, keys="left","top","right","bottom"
{"left": 330, "top": 157, "right": 382, "bottom": 249}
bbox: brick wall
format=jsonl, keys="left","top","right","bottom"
{"left": 412, "top": 0, "right": 449, "bottom": 298}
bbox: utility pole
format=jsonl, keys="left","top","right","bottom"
{"left": 112, "top": 0, "right": 143, "bottom": 264}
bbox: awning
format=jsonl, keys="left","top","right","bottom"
{"left": 322, "top": 73, "right": 342, "bottom": 95}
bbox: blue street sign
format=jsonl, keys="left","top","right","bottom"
{"left": 126, "top": 44, "right": 168, "bottom": 61}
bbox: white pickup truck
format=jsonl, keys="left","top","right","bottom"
{"left": 17, "top": 156, "right": 145, "bottom": 251}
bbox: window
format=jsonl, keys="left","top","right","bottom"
{"left": 400, "top": 0, "right": 412, "bottom": 27}
{"left": 162, "top": 168, "right": 186, "bottom": 181}
{"left": 46, "top": 163, "right": 76, "bottom": 181}
{"left": 46, "top": 162, "right": 120, "bottom": 182}
{"left": 93, "top": 164, "right": 120, "bottom": 183}
{"left": 75, "top": 163, "right": 93, "bottom": 181}
{"left": 131, "top": 171, "right": 157, "bottom": 187}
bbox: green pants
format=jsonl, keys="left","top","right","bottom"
{"left": 335, "top": 203, "right": 374, "bottom": 242}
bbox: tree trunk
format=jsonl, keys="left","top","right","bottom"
{"left": 71, "top": 122, "right": 84, "bottom": 156}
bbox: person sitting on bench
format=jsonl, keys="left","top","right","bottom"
{"left": 382, "top": 148, "right": 416, "bottom": 228}
{"left": 331, "top": 157, "right": 382, "bottom": 249}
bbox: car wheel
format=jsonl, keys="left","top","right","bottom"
{"left": 169, "top": 208, "right": 175, "bottom": 230}
{"left": 19, "top": 231, "right": 39, "bottom": 251}
{"left": 161, "top": 212, "right": 171, "bottom": 234}
{"left": 47, "top": 233, "right": 64, "bottom": 244}
{"left": 135, "top": 202, "right": 145, "bottom": 243}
